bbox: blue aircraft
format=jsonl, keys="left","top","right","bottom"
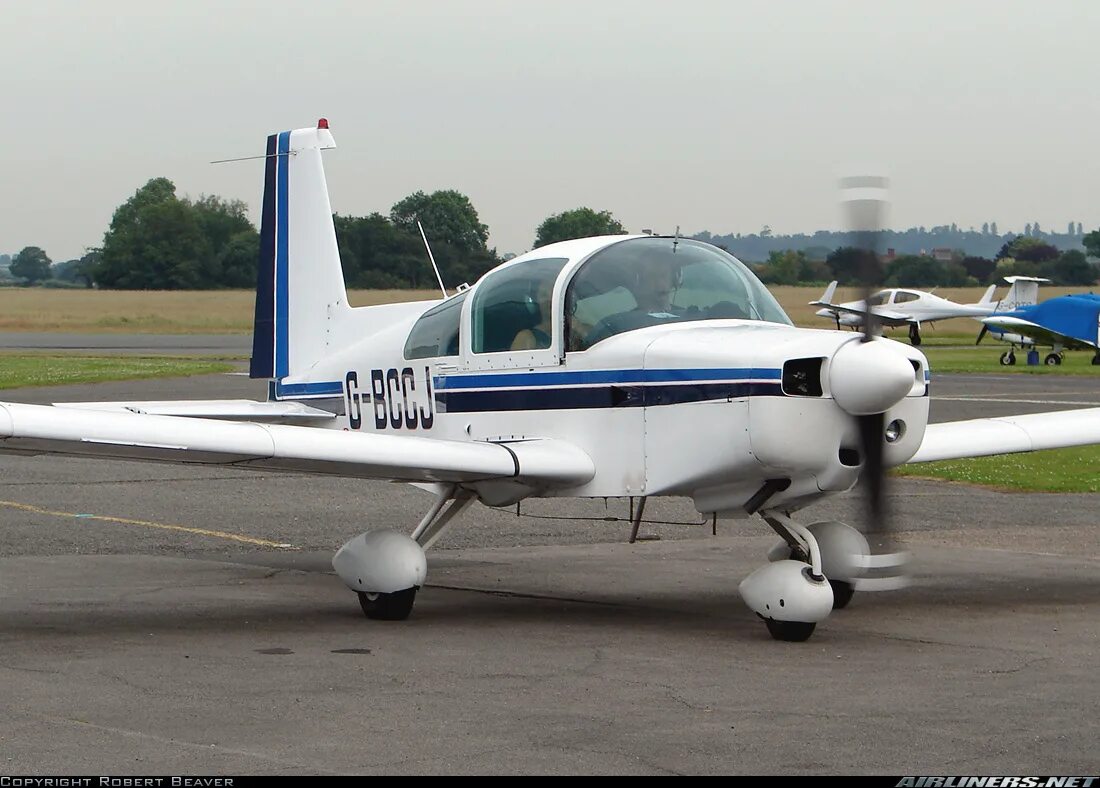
{"left": 977, "top": 293, "right": 1100, "bottom": 366}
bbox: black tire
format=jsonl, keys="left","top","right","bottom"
{"left": 999, "top": 352, "right": 1016, "bottom": 366}
{"left": 829, "top": 580, "right": 855, "bottom": 610}
{"left": 908, "top": 326, "right": 922, "bottom": 346}
{"left": 1092, "top": 354, "right": 1100, "bottom": 366}
{"left": 357, "top": 588, "right": 417, "bottom": 621}
{"left": 764, "top": 619, "right": 816, "bottom": 642}
{"left": 1044, "top": 353, "right": 1061, "bottom": 366}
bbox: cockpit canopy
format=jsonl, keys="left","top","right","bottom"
{"left": 566, "top": 237, "right": 791, "bottom": 350}
{"left": 402, "top": 236, "right": 792, "bottom": 361}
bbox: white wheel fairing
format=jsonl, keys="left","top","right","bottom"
{"left": 806, "top": 521, "right": 869, "bottom": 582}
{"left": 739, "top": 559, "right": 834, "bottom": 624}
{"left": 332, "top": 529, "right": 427, "bottom": 594}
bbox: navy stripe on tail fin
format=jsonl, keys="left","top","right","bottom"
{"left": 249, "top": 134, "right": 278, "bottom": 378}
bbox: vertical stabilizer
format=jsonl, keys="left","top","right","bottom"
{"left": 250, "top": 120, "right": 348, "bottom": 379}
{"left": 998, "top": 276, "right": 1049, "bottom": 312}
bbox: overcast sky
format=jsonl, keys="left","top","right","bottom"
{"left": 3, "top": 0, "right": 1098, "bottom": 261}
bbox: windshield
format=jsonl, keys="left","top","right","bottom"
{"left": 566, "top": 237, "right": 791, "bottom": 351}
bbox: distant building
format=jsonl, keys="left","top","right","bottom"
{"left": 931, "top": 247, "right": 955, "bottom": 262}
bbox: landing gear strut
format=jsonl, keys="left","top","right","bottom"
{"left": 908, "top": 324, "right": 922, "bottom": 346}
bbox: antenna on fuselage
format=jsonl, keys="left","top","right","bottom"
{"left": 673, "top": 225, "right": 681, "bottom": 252}
{"left": 417, "top": 220, "right": 448, "bottom": 298}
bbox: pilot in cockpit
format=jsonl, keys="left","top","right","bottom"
{"left": 511, "top": 277, "right": 554, "bottom": 351}
{"left": 583, "top": 259, "right": 682, "bottom": 346}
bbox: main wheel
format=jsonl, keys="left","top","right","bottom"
{"left": 829, "top": 580, "right": 855, "bottom": 610}
{"left": 765, "top": 619, "right": 816, "bottom": 642}
{"left": 1092, "top": 354, "right": 1100, "bottom": 366}
{"left": 358, "top": 588, "right": 417, "bottom": 621}
{"left": 1044, "top": 353, "right": 1061, "bottom": 366}
{"left": 999, "top": 351, "right": 1016, "bottom": 366}
{"left": 908, "top": 325, "right": 922, "bottom": 346}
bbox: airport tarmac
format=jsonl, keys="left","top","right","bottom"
{"left": 0, "top": 332, "right": 250, "bottom": 356}
{"left": 1, "top": 371, "right": 1098, "bottom": 774}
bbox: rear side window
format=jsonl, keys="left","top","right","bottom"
{"left": 404, "top": 293, "right": 467, "bottom": 359}
{"left": 471, "top": 258, "right": 568, "bottom": 353}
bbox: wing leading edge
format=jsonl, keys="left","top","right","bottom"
{"left": 907, "top": 408, "right": 1100, "bottom": 464}
{"left": 0, "top": 401, "right": 594, "bottom": 488}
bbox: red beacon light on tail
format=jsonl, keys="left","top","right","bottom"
{"left": 317, "top": 118, "right": 329, "bottom": 130}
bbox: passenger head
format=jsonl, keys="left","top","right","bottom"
{"left": 633, "top": 259, "right": 678, "bottom": 312}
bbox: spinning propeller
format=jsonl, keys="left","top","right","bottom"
{"left": 837, "top": 176, "right": 910, "bottom": 587}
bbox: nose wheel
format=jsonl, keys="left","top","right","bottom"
{"left": 999, "top": 350, "right": 1016, "bottom": 366}
{"left": 829, "top": 579, "right": 855, "bottom": 609}
{"left": 358, "top": 588, "right": 418, "bottom": 621}
{"left": 765, "top": 619, "right": 817, "bottom": 642}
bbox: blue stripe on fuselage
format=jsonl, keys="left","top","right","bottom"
{"left": 271, "top": 379, "right": 344, "bottom": 399}
{"left": 435, "top": 367, "right": 782, "bottom": 390}
{"left": 433, "top": 369, "right": 786, "bottom": 413}
{"left": 275, "top": 130, "right": 291, "bottom": 379}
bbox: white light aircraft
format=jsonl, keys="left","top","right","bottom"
{"left": 3, "top": 121, "right": 1100, "bottom": 642}
{"left": 810, "top": 278, "right": 1043, "bottom": 346}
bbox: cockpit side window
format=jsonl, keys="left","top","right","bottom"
{"left": 471, "top": 258, "right": 568, "bottom": 354}
{"left": 403, "top": 292, "right": 467, "bottom": 360}
{"left": 566, "top": 238, "right": 790, "bottom": 351}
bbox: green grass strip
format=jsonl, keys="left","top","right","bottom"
{"left": 0, "top": 355, "right": 236, "bottom": 390}
{"left": 896, "top": 444, "right": 1100, "bottom": 493}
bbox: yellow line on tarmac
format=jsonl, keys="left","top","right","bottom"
{"left": 0, "top": 499, "right": 295, "bottom": 549}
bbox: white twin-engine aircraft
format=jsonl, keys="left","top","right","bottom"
{"left": 3, "top": 122, "right": 1100, "bottom": 641}
{"left": 812, "top": 281, "right": 1004, "bottom": 346}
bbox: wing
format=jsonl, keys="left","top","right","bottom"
{"left": 53, "top": 399, "right": 337, "bottom": 423}
{"left": 0, "top": 401, "right": 594, "bottom": 489}
{"left": 808, "top": 301, "right": 912, "bottom": 326}
{"left": 907, "top": 408, "right": 1100, "bottom": 463}
{"left": 980, "top": 316, "right": 1096, "bottom": 350}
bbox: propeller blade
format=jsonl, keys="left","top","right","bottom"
{"left": 976, "top": 324, "right": 988, "bottom": 345}
{"left": 839, "top": 174, "right": 908, "bottom": 583}
{"left": 857, "top": 411, "right": 886, "bottom": 528}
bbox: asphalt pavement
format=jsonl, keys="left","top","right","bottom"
{"left": 0, "top": 368, "right": 1097, "bottom": 774}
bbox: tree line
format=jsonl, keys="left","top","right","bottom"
{"left": 2, "top": 174, "right": 1097, "bottom": 289}
{"left": 698, "top": 222, "right": 1091, "bottom": 263}
{"left": 1, "top": 178, "right": 628, "bottom": 289}
{"left": 755, "top": 233, "right": 1100, "bottom": 288}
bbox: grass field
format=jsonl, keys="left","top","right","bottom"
{"left": 0, "top": 289, "right": 441, "bottom": 334}
{"left": 1, "top": 284, "right": 1091, "bottom": 337}
{"left": 895, "top": 444, "right": 1100, "bottom": 493}
{"left": 0, "top": 355, "right": 236, "bottom": 390}
{"left": 921, "top": 346, "right": 1100, "bottom": 375}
